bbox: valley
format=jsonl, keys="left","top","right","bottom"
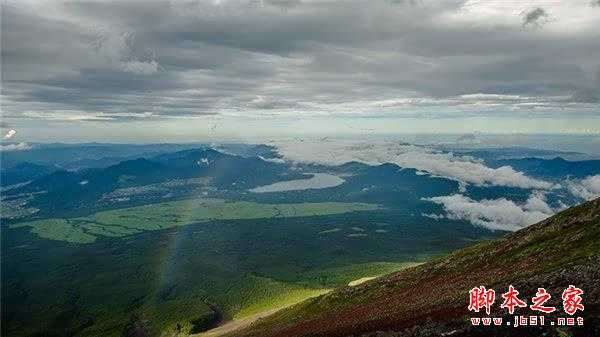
{"left": 2, "top": 144, "right": 597, "bottom": 337}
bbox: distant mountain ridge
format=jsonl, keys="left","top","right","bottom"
{"left": 232, "top": 198, "right": 600, "bottom": 337}
{"left": 2, "top": 148, "right": 304, "bottom": 218}
{"left": 6, "top": 145, "right": 598, "bottom": 223}
{"left": 487, "top": 157, "right": 600, "bottom": 179}
{"left": 0, "top": 162, "right": 57, "bottom": 186}
{"left": 0, "top": 143, "right": 205, "bottom": 169}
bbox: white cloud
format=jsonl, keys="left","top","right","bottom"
{"left": 91, "top": 28, "right": 160, "bottom": 75}
{"left": 330, "top": 94, "right": 590, "bottom": 115}
{"left": 21, "top": 111, "right": 113, "bottom": 121}
{"left": 0, "top": 142, "right": 32, "bottom": 151}
{"left": 459, "top": 0, "right": 598, "bottom": 32}
{"left": 120, "top": 60, "right": 160, "bottom": 75}
{"left": 3, "top": 129, "right": 17, "bottom": 139}
{"left": 258, "top": 155, "right": 285, "bottom": 164}
{"left": 246, "top": 96, "right": 302, "bottom": 110}
{"left": 274, "top": 140, "right": 553, "bottom": 189}
{"left": 3, "top": 0, "right": 600, "bottom": 126}
{"left": 567, "top": 175, "right": 600, "bottom": 201}
{"left": 20, "top": 111, "right": 155, "bottom": 121}
{"left": 423, "top": 192, "right": 555, "bottom": 231}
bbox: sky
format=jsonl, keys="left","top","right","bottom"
{"left": 1, "top": 0, "right": 600, "bottom": 142}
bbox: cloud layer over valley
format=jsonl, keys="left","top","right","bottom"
{"left": 567, "top": 175, "right": 600, "bottom": 201}
{"left": 423, "top": 193, "right": 556, "bottom": 231}
{"left": 272, "top": 139, "right": 598, "bottom": 231}
{"left": 274, "top": 140, "right": 553, "bottom": 189}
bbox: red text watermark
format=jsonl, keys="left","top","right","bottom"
{"left": 468, "top": 285, "right": 584, "bottom": 327}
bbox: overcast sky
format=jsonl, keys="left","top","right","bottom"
{"left": 1, "top": 0, "right": 599, "bottom": 142}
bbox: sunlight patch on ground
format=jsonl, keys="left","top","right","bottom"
{"left": 348, "top": 277, "right": 377, "bottom": 286}
{"left": 11, "top": 198, "right": 380, "bottom": 243}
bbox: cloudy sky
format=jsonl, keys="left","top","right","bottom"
{"left": 1, "top": 0, "right": 600, "bottom": 142}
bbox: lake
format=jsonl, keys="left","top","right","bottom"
{"left": 250, "top": 173, "right": 345, "bottom": 193}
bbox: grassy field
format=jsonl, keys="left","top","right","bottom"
{"left": 226, "top": 276, "right": 330, "bottom": 320}
{"left": 3, "top": 206, "right": 497, "bottom": 337}
{"left": 297, "top": 261, "right": 421, "bottom": 287}
{"left": 232, "top": 199, "right": 600, "bottom": 337}
{"left": 11, "top": 198, "right": 381, "bottom": 243}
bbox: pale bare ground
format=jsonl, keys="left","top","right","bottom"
{"left": 192, "top": 264, "right": 422, "bottom": 337}
{"left": 347, "top": 262, "right": 423, "bottom": 286}
{"left": 191, "top": 289, "right": 331, "bottom": 337}
{"left": 193, "top": 275, "right": 382, "bottom": 337}
{"left": 347, "top": 276, "right": 376, "bottom": 286}
{"left": 192, "top": 308, "right": 282, "bottom": 337}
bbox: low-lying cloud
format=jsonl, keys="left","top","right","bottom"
{"left": 423, "top": 192, "right": 555, "bottom": 231}
{"left": 3, "top": 129, "right": 16, "bottom": 140}
{"left": 274, "top": 140, "right": 553, "bottom": 189}
{"left": 567, "top": 175, "right": 600, "bottom": 201}
{"left": 0, "top": 142, "right": 32, "bottom": 152}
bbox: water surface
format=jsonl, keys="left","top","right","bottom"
{"left": 250, "top": 173, "right": 345, "bottom": 193}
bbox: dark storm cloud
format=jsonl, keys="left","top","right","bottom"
{"left": 1, "top": 0, "right": 599, "bottom": 122}
{"left": 572, "top": 88, "right": 599, "bottom": 103}
{"left": 522, "top": 7, "right": 549, "bottom": 27}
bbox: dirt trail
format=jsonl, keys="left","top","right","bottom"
{"left": 347, "top": 276, "right": 376, "bottom": 286}
{"left": 191, "top": 307, "right": 282, "bottom": 337}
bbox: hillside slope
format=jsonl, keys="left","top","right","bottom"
{"left": 231, "top": 198, "right": 600, "bottom": 337}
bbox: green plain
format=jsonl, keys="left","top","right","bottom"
{"left": 11, "top": 198, "right": 380, "bottom": 243}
